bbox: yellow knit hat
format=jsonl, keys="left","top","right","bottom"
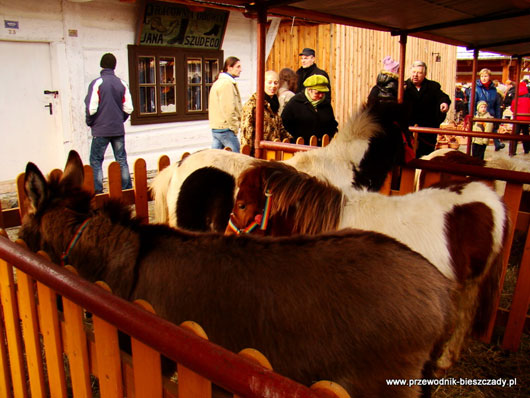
{"left": 303, "top": 75, "right": 329, "bottom": 92}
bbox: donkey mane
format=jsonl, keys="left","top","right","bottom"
{"left": 239, "top": 161, "right": 344, "bottom": 234}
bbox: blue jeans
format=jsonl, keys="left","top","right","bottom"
{"left": 212, "top": 129, "right": 240, "bottom": 152}
{"left": 90, "top": 136, "right": 132, "bottom": 193}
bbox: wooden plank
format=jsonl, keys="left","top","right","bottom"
{"left": 0, "top": 234, "right": 28, "bottom": 398}
{"left": 62, "top": 265, "right": 92, "bottom": 398}
{"left": 108, "top": 162, "right": 123, "bottom": 199}
{"left": 93, "top": 281, "right": 123, "bottom": 398}
{"left": 14, "top": 241, "right": 46, "bottom": 398}
{"left": 0, "top": 230, "right": 13, "bottom": 398}
{"left": 178, "top": 321, "right": 211, "bottom": 398}
{"left": 35, "top": 252, "right": 67, "bottom": 398}
{"left": 83, "top": 165, "right": 95, "bottom": 194}
{"left": 311, "top": 381, "right": 351, "bottom": 398}
{"left": 309, "top": 136, "right": 317, "bottom": 146}
{"left": 238, "top": 348, "right": 272, "bottom": 370}
{"left": 0, "top": 306, "right": 13, "bottom": 398}
{"left": 502, "top": 220, "right": 530, "bottom": 351}
{"left": 134, "top": 158, "right": 149, "bottom": 224}
{"left": 378, "top": 171, "right": 392, "bottom": 196}
{"left": 0, "top": 208, "right": 21, "bottom": 229}
{"left": 483, "top": 182, "right": 523, "bottom": 342}
{"left": 398, "top": 167, "right": 416, "bottom": 194}
{"left": 234, "top": 348, "right": 272, "bottom": 398}
{"left": 423, "top": 171, "right": 442, "bottom": 189}
{"left": 240, "top": 145, "right": 251, "bottom": 156}
{"left": 158, "top": 155, "right": 170, "bottom": 172}
{"left": 0, "top": 200, "right": 4, "bottom": 229}
{"left": 132, "top": 299, "right": 163, "bottom": 398}
{"left": 16, "top": 172, "right": 27, "bottom": 221}
{"left": 265, "top": 149, "right": 277, "bottom": 161}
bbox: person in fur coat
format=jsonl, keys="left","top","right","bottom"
{"left": 240, "top": 70, "right": 292, "bottom": 156}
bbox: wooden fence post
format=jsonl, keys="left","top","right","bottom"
{"left": 134, "top": 158, "right": 149, "bottom": 224}
{"left": 158, "top": 155, "right": 170, "bottom": 172}
{"left": 178, "top": 321, "right": 211, "bottom": 398}
{"left": 93, "top": 281, "right": 124, "bottom": 398}
{"left": 0, "top": 229, "right": 13, "bottom": 398}
{"left": 35, "top": 250, "right": 68, "bottom": 398}
{"left": 132, "top": 299, "right": 163, "bottom": 398}
{"left": 62, "top": 265, "right": 92, "bottom": 398}
{"left": 0, "top": 231, "right": 28, "bottom": 398}
{"left": 15, "top": 240, "right": 46, "bottom": 398}
{"left": 108, "top": 162, "right": 122, "bottom": 199}
{"left": 16, "top": 172, "right": 27, "bottom": 222}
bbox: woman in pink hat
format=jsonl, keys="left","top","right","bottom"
{"left": 368, "top": 56, "right": 399, "bottom": 103}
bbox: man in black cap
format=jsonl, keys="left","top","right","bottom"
{"left": 296, "top": 48, "right": 331, "bottom": 100}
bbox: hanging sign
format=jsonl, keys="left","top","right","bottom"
{"left": 139, "top": 1, "right": 228, "bottom": 49}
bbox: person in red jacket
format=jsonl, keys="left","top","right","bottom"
{"left": 512, "top": 81, "right": 530, "bottom": 154}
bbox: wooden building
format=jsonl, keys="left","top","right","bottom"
{"left": 267, "top": 22, "right": 457, "bottom": 125}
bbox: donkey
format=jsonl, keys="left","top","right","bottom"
{"left": 19, "top": 150, "right": 454, "bottom": 398}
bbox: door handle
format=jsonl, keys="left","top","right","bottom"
{"left": 44, "top": 102, "right": 53, "bottom": 115}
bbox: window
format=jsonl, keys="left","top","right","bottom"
{"left": 128, "top": 45, "right": 222, "bottom": 125}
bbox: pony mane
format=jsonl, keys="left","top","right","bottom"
{"left": 239, "top": 161, "right": 343, "bottom": 234}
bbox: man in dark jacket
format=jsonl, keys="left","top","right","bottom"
{"left": 281, "top": 74, "right": 338, "bottom": 144}
{"left": 85, "top": 53, "right": 134, "bottom": 193}
{"left": 296, "top": 48, "right": 331, "bottom": 100}
{"left": 403, "top": 61, "right": 451, "bottom": 157}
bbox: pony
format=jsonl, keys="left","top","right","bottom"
{"left": 226, "top": 160, "right": 509, "bottom": 371}
{"left": 19, "top": 150, "right": 454, "bottom": 398}
{"left": 151, "top": 100, "right": 413, "bottom": 229}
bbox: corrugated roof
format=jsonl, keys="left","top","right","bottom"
{"left": 193, "top": 0, "right": 530, "bottom": 57}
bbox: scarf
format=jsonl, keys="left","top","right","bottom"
{"left": 265, "top": 93, "right": 280, "bottom": 114}
{"left": 305, "top": 88, "right": 325, "bottom": 108}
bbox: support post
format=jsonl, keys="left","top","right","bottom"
{"left": 254, "top": 5, "right": 267, "bottom": 159}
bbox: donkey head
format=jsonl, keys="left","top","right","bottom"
{"left": 19, "top": 150, "right": 91, "bottom": 260}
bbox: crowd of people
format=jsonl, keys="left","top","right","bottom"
{"left": 207, "top": 50, "right": 449, "bottom": 159}
{"left": 208, "top": 48, "right": 338, "bottom": 153}
{"left": 82, "top": 50, "right": 528, "bottom": 197}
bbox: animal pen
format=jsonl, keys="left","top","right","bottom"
{"left": 1, "top": 1, "right": 530, "bottom": 396}
{"left": 0, "top": 139, "right": 529, "bottom": 397}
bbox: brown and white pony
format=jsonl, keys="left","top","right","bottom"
{"left": 151, "top": 101, "right": 413, "bottom": 230}
{"left": 227, "top": 161, "right": 509, "bottom": 371}
{"left": 19, "top": 151, "right": 453, "bottom": 398}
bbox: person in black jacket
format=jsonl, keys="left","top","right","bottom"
{"left": 368, "top": 56, "right": 399, "bottom": 102}
{"left": 296, "top": 48, "right": 331, "bottom": 101}
{"left": 403, "top": 61, "right": 451, "bottom": 157}
{"left": 281, "top": 75, "right": 338, "bottom": 144}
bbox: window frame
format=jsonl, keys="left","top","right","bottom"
{"left": 128, "top": 45, "right": 223, "bottom": 125}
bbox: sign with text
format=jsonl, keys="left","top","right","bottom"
{"left": 139, "top": 1, "right": 228, "bottom": 49}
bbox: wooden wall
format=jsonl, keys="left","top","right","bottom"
{"left": 266, "top": 23, "right": 457, "bottom": 126}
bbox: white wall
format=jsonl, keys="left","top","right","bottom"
{"left": 0, "top": 0, "right": 258, "bottom": 179}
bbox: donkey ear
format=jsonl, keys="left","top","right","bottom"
{"left": 24, "top": 162, "right": 48, "bottom": 213}
{"left": 61, "top": 150, "right": 84, "bottom": 189}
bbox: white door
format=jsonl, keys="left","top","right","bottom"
{"left": 0, "top": 41, "right": 63, "bottom": 182}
